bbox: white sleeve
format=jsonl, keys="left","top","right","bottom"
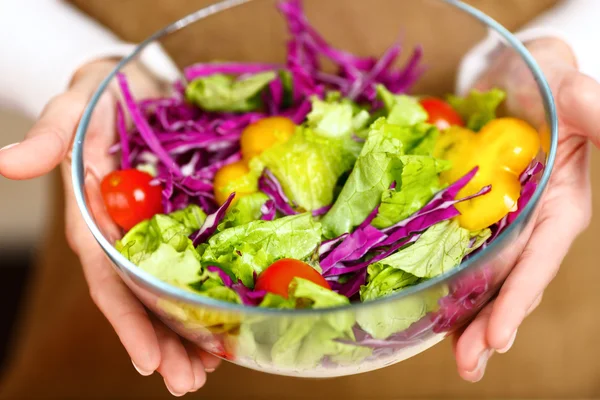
{"left": 457, "top": 0, "right": 600, "bottom": 94}
{"left": 0, "top": 0, "right": 181, "bottom": 118}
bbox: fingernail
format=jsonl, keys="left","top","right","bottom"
{"left": 0, "top": 142, "right": 19, "bottom": 152}
{"left": 497, "top": 330, "right": 517, "bottom": 354}
{"left": 205, "top": 368, "right": 215, "bottom": 373}
{"left": 131, "top": 359, "right": 153, "bottom": 376}
{"left": 164, "top": 380, "right": 185, "bottom": 397}
{"left": 468, "top": 349, "right": 494, "bottom": 382}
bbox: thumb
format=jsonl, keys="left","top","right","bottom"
{"left": 0, "top": 60, "right": 119, "bottom": 181}
{"left": 557, "top": 71, "right": 600, "bottom": 148}
{"left": 0, "top": 91, "right": 89, "bottom": 180}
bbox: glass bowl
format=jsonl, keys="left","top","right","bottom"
{"left": 71, "top": 0, "right": 557, "bottom": 378}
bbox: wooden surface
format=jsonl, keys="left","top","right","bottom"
{"left": 6, "top": 0, "right": 600, "bottom": 398}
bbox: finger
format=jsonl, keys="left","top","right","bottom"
{"left": 454, "top": 301, "right": 495, "bottom": 383}
{"left": 0, "top": 92, "right": 89, "bottom": 180}
{"left": 197, "top": 348, "right": 222, "bottom": 373}
{"left": 556, "top": 71, "right": 600, "bottom": 148}
{"left": 486, "top": 213, "right": 579, "bottom": 352}
{"left": 61, "top": 162, "right": 161, "bottom": 375}
{"left": 153, "top": 321, "right": 196, "bottom": 397}
{"left": 184, "top": 343, "right": 208, "bottom": 392}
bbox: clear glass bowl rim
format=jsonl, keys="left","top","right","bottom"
{"left": 71, "top": 0, "right": 558, "bottom": 316}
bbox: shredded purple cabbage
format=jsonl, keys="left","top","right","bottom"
{"left": 113, "top": 0, "right": 423, "bottom": 217}
{"left": 278, "top": 0, "right": 424, "bottom": 105}
{"left": 260, "top": 200, "right": 276, "bottom": 221}
{"left": 190, "top": 193, "right": 235, "bottom": 246}
{"left": 206, "top": 265, "right": 267, "bottom": 306}
{"left": 431, "top": 267, "right": 493, "bottom": 334}
{"left": 184, "top": 62, "right": 281, "bottom": 82}
{"left": 258, "top": 169, "right": 298, "bottom": 215}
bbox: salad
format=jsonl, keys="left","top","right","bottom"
{"left": 100, "top": 0, "right": 543, "bottom": 351}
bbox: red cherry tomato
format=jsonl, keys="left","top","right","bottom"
{"left": 255, "top": 259, "right": 331, "bottom": 298}
{"left": 419, "top": 97, "right": 464, "bottom": 131}
{"left": 100, "top": 169, "right": 163, "bottom": 230}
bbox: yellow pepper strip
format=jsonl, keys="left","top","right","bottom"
{"left": 240, "top": 116, "right": 296, "bottom": 161}
{"left": 434, "top": 117, "right": 540, "bottom": 231}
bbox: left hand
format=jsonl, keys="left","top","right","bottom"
{"left": 453, "top": 37, "right": 600, "bottom": 382}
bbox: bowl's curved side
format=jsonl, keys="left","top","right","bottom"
{"left": 72, "top": 0, "right": 558, "bottom": 377}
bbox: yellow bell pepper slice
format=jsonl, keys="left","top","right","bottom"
{"left": 434, "top": 117, "right": 540, "bottom": 231}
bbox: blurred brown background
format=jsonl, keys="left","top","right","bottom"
{"left": 0, "top": 111, "right": 46, "bottom": 369}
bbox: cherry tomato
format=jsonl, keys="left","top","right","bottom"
{"left": 240, "top": 116, "right": 296, "bottom": 161}
{"left": 255, "top": 258, "right": 331, "bottom": 298}
{"left": 419, "top": 97, "right": 464, "bottom": 131}
{"left": 213, "top": 160, "right": 255, "bottom": 205}
{"left": 100, "top": 169, "right": 163, "bottom": 231}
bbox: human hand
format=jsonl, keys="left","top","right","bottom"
{"left": 454, "top": 37, "right": 600, "bottom": 382}
{"left": 0, "top": 59, "right": 220, "bottom": 396}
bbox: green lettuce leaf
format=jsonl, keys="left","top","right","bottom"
{"left": 238, "top": 278, "right": 371, "bottom": 369}
{"left": 256, "top": 127, "right": 360, "bottom": 211}
{"left": 270, "top": 280, "right": 369, "bottom": 367}
{"left": 447, "top": 88, "right": 506, "bottom": 131}
{"left": 360, "top": 263, "right": 420, "bottom": 302}
{"left": 373, "top": 155, "right": 451, "bottom": 229}
{"left": 321, "top": 118, "right": 405, "bottom": 238}
{"left": 200, "top": 213, "right": 322, "bottom": 286}
{"left": 137, "top": 242, "right": 202, "bottom": 287}
{"left": 116, "top": 205, "right": 206, "bottom": 286}
{"left": 294, "top": 322, "right": 372, "bottom": 368}
{"left": 377, "top": 85, "right": 440, "bottom": 155}
{"left": 466, "top": 228, "right": 492, "bottom": 255}
{"left": 185, "top": 71, "right": 276, "bottom": 112}
{"left": 218, "top": 192, "right": 269, "bottom": 231}
{"left": 289, "top": 277, "right": 350, "bottom": 309}
{"left": 169, "top": 205, "right": 207, "bottom": 232}
{"left": 377, "top": 84, "right": 428, "bottom": 126}
{"left": 306, "top": 96, "right": 370, "bottom": 139}
{"left": 398, "top": 123, "right": 440, "bottom": 156}
{"left": 371, "top": 220, "right": 471, "bottom": 279}
{"left": 357, "top": 285, "right": 447, "bottom": 339}
{"left": 258, "top": 293, "right": 295, "bottom": 309}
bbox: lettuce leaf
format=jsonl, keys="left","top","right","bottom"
{"left": 360, "top": 263, "right": 420, "bottom": 302}
{"left": 377, "top": 85, "right": 440, "bottom": 155}
{"left": 289, "top": 277, "right": 350, "bottom": 308}
{"left": 294, "top": 322, "right": 372, "bottom": 368}
{"left": 185, "top": 71, "right": 276, "bottom": 112}
{"left": 169, "top": 205, "right": 208, "bottom": 232}
{"left": 447, "top": 88, "right": 506, "bottom": 131}
{"left": 321, "top": 118, "right": 405, "bottom": 238}
{"left": 200, "top": 213, "right": 322, "bottom": 286}
{"left": 256, "top": 127, "right": 360, "bottom": 211}
{"left": 269, "top": 279, "right": 370, "bottom": 368}
{"left": 371, "top": 220, "right": 471, "bottom": 279}
{"left": 137, "top": 242, "right": 202, "bottom": 287}
{"left": 356, "top": 285, "right": 447, "bottom": 339}
{"left": 116, "top": 205, "right": 207, "bottom": 286}
{"left": 377, "top": 84, "right": 428, "bottom": 126}
{"left": 467, "top": 228, "right": 492, "bottom": 255}
{"left": 373, "top": 155, "right": 451, "bottom": 229}
{"left": 218, "top": 192, "right": 269, "bottom": 231}
{"left": 306, "top": 95, "right": 370, "bottom": 139}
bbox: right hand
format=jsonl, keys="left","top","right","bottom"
{"left": 0, "top": 59, "right": 220, "bottom": 397}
